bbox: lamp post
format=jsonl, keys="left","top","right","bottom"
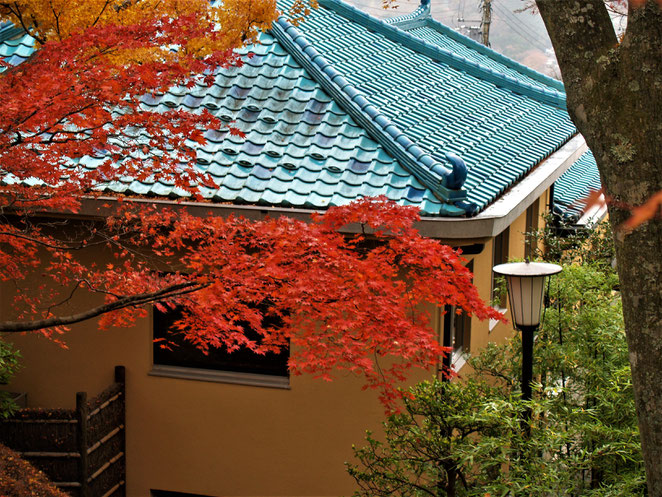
{"left": 492, "top": 261, "right": 562, "bottom": 403}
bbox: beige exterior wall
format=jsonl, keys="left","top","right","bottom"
{"left": 1, "top": 190, "right": 550, "bottom": 497}
{"left": 6, "top": 312, "right": 412, "bottom": 497}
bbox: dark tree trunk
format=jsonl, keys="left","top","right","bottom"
{"left": 535, "top": 1, "right": 662, "bottom": 494}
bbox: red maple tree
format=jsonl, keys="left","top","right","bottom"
{"left": 0, "top": 1, "right": 503, "bottom": 406}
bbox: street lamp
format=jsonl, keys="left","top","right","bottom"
{"left": 492, "top": 261, "right": 562, "bottom": 402}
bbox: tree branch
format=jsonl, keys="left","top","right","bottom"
{"left": 0, "top": 281, "right": 206, "bottom": 332}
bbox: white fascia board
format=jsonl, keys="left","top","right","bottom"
{"left": 577, "top": 193, "right": 608, "bottom": 226}
{"left": 415, "top": 134, "right": 588, "bottom": 239}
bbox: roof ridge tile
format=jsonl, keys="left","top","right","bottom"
{"left": 384, "top": 0, "right": 430, "bottom": 27}
{"left": 272, "top": 16, "right": 470, "bottom": 216}
{"left": 421, "top": 16, "right": 564, "bottom": 92}
{"left": 318, "top": 0, "right": 567, "bottom": 109}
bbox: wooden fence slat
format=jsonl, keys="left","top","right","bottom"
{"left": 54, "top": 482, "right": 82, "bottom": 488}
{"left": 100, "top": 480, "right": 125, "bottom": 497}
{"left": 87, "top": 392, "right": 122, "bottom": 419}
{"left": 87, "top": 425, "right": 124, "bottom": 455}
{"left": 76, "top": 393, "right": 89, "bottom": 497}
{"left": 20, "top": 451, "right": 80, "bottom": 458}
{"left": 88, "top": 451, "right": 124, "bottom": 482}
{"left": 1, "top": 418, "right": 76, "bottom": 424}
{"left": 0, "top": 366, "right": 126, "bottom": 497}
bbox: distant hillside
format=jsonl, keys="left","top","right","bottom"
{"left": 344, "top": 0, "right": 559, "bottom": 78}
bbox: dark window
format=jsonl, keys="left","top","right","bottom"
{"left": 452, "top": 309, "right": 471, "bottom": 354}
{"left": 492, "top": 227, "right": 509, "bottom": 308}
{"left": 525, "top": 200, "right": 540, "bottom": 260}
{"left": 153, "top": 305, "right": 289, "bottom": 378}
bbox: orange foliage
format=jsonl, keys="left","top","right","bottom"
{"left": 582, "top": 188, "right": 662, "bottom": 233}
{"left": 0, "top": 1, "right": 503, "bottom": 407}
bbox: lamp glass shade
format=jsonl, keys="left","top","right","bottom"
{"left": 505, "top": 274, "right": 546, "bottom": 327}
{"left": 493, "top": 262, "right": 562, "bottom": 329}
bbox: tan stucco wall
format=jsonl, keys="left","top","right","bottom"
{"left": 6, "top": 310, "right": 433, "bottom": 497}
{"left": 1, "top": 190, "right": 550, "bottom": 497}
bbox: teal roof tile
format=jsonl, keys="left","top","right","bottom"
{"left": 2, "top": 2, "right": 593, "bottom": 219}
{"left": 277, "top": 0, "right": 578, "bottom": 210}
{"left": 0, "top": 25, "right": 443, "bottom": 214}
{"left": 0, "top": 26, "right": 34, "bottom": 68}
{"left": 554, "top": 150, "right": 602, "bottom": 219}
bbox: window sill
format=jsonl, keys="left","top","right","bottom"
{"left": 149, "top": 364, "right": 291, "bottom": 389}
{"left": 489, "top": 307, "right": 507, "bottom": 332}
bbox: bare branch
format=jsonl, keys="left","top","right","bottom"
{"left": 0, "top": 281, "right": 207, "bottom": 332}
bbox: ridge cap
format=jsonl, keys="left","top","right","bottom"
{"left": 422, "top": 17, "right": 564, "bottom": 92}
{"left": 384, "top": 0, "right": 430, "bottom": 26}
{"left": 271, "top": 16, "right": 471, "bottom": 215}
{"left": 317, "top": 0, "right": 566, "bottom": 109}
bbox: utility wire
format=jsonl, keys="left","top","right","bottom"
{"left": 491, "top": 1, "right": 544, "bottom": 42}
{"left": 491, "top": 2, "right": 548, "bottom": 51}
{"left": 491, "top": 2, "right": 548, "bottom": 48}
{"left": 492, "top": 3, "right": 542, "bottom": 42}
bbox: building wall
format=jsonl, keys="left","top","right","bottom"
{"left": 1, "top": 190, "right": 549, "bottom": 497}
{"left": 481, "top": 191, "right": 549, "bottom": 348}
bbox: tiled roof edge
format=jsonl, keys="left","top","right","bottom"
{"left": 0, "top": 23, "right": 26, "bottom": 44}
{"left": 271, "top": 17, "right": 470, "bottom": 216}
{"left": 318, "top": 0, "right": 567, "bottom": 109}
{"left": 422, "top": 16, "right": 565, "bottom": 92}
{"left": 384, "top": 0, "right": 430, "bottom": 28}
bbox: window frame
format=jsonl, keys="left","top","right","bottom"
{"left": 491, "top": 227, "right": 510, "bottom": 310}
{"left": 150, "top": 304, "right": 291, "bottom": 389}
{"left": 441, "top": 261, "right": 473, "bottom": 373}
{"left": 524, "top": 200, "right": 540, "bottom": 261}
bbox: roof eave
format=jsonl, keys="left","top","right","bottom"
{"left": 69, "top": 135, "right": 586, "bottom": 240}
{"left": 415, "top": 134, "right": 588, "bottom": 238}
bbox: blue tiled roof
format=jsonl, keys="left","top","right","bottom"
{"left": 385, "top": 3, "right": 563, "bottom": 93}
{"left": 1, "top": 1, "right": 601, "bottom": 219}
{"left": 0, "top": 23, "right": 34, "bottom": 67}
{"left": 282, "top": 0, "right": 578, "bottom": 212}
{"left": 553, "top": 150, "right": 601, "bottom": 219}
{"left": 74, "top": 33, "right": 452, "bottom": 215}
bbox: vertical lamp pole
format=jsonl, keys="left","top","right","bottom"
{"left": 492, "top": 261, "right": 562, "bottom": 404}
